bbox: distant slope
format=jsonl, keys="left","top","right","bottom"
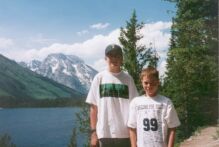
{"left": 0, "top": 54, "right": 84, "bottom": 100}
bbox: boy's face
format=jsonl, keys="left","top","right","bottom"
{"left": 105, "top": 53, "right": 123, "bottom": 72}
{"left": 141, "top": 75, "right": 159, "bottom": 97}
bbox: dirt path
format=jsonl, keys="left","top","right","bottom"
{"left": 180, "top": 126, "right": 219, "bottom": 147}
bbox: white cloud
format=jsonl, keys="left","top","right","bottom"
{"left": 90, "top": 23, "right": 110, "bottom": 30}
{"left": 158, "top": 59, "right": 167, "bottom": 79}
{"left": 10, "top": 29, "right": 120, "bottom": 64}
{"left": 140, "top": 21, "right": 172, "bottom": 51}
{"left": 2, "top": 21, "right": 172, "bottom": 76}
{"left": 0, "top": 38, "right": 14, "bottom": 49}
{"left": 77, "top": 30, "right": 89, "bottom": 36}
{"left": 93, "top": 58, "right": 107, "bottom": 71}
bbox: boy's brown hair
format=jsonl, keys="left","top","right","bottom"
{"left": 140, "top": 67, "right": 159, "bottom": 80}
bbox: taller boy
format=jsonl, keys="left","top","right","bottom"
{"left": 86, "top": 44, "right": 138, "bottom": 147}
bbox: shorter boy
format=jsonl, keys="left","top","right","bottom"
{"left": 128, "top": 67, "right": 180, "bottom": 147}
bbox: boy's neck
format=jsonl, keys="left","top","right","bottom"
{"left": 145, "top": 93, "right": 158, "bottom": 98}
{"left": 108, "top": 67, "right": 121, "bottom": 73}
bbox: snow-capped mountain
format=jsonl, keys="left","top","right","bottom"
{"left": 20, "top": 53, "right": 98, "bottom": 94}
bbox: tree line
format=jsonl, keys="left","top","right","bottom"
{"left": 162, "top": 0, "right": 218, "bottom": 142}
{"left": 0, "top": 96, "right": 85, "bottom": 108}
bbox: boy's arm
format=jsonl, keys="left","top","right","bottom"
{"left": 90, "top": 104, "right": 98, "bottom": 147}
{"left": 168, "top": 127, "right": 176, "bottom": 147}
{"left": 129, "top": 128, "right": 137, "bottom": 147}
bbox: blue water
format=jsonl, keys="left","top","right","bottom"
{"left": 0, "top": 107, "right": 86, "bottom": 147}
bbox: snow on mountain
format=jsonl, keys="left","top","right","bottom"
{"left": 20, "top": 53, "right": 97, "bottom": 94}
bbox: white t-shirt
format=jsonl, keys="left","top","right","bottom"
{"left": 86, "top": 70, "right": 138, "bottom": 139}
{"left": 128, "top": 95, "right": 180, "bottom": 147}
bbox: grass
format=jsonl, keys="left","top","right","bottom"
{"left": 191, "top": 126, "right": 205, "bottom": 137}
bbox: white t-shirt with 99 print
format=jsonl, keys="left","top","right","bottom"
{"left": 128, "top": 95, "right": 180, "bottom": 147}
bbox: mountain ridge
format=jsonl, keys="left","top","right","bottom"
{"left": 0, "top": 54, "right": 84, "bottom": 101}
{"left": 20, "top": 53, "right": 97, "bottom": 94}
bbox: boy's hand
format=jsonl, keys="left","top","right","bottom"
{"left": 91, "top": 132, "right": 98, "bottom": 147}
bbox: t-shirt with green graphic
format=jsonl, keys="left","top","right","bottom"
{"left": 86, "top": 70, "right": 138, "bottom": 139}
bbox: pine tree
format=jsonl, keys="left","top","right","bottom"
{"left": 119, "top": 10, "right": 159, "bottom": 91}
{"left": 75, "top": 104, "right": 90, "bottom": 147}
{"left": 0, "top": 134, "right": 16, "bottom": 147}
{"left": 163, "top": 0, "right": 218, "bottom": 142}
{"left": 68, "top": 103, "right": 90, "bottom": 147}
{"left": 68, "top": 127, "right": 77, "bottom": 147}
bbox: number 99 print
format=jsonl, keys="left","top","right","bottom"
{"left": 143, "top": 118, "right": 158, "bottom": 131}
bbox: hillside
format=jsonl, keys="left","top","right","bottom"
{"left": 0, "top": 54, "right": 84, "bottom": 102}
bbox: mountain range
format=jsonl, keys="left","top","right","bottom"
{"left": 20, "top": 53, "right": 98, "bottom": 94}
{"left": 0, "top": 54, "right": 85, "bottom": 102}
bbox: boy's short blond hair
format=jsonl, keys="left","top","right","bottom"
{"left": 140, "top": 67, "right": 159, "bottom": 80}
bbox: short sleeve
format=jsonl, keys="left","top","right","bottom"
{"left": 85, "top": 75, "right": 99, "bottom": 105}
{"left": 165, "top": 100, "right": 181, "bottom": 128}
{"left": 127, "top": 99, "right": 137, "bottom": 128}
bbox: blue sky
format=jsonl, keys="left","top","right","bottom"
{"left": 0, "top": 0, "right": 176, "bottom": 74}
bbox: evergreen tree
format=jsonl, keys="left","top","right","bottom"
{"left": 0, "top": 134, "right": 16, "bottom": 147}
{"left": 163, "top": 0, "right": 218, "bottom": 142}
{"left": 119, "top": 10, "right": 159, "bottom": 91}
{"left": 75, "top": 104, "right": 90, "bottom": 147}
{"left": 68, "top": 104, "right": 90, "bottom": 147}
{"left": 68, "top": 127, "right": 77, "bottom": 147}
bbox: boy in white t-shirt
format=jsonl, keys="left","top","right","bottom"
{"left": 86, "top": 44, "right": 138, "bottom": 147}
{"left": 128, "top": 67, "right": 180, "bottom": 147}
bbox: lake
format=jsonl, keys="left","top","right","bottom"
{"left": 0, "top": 107, "right": 87, "bottom": 147}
